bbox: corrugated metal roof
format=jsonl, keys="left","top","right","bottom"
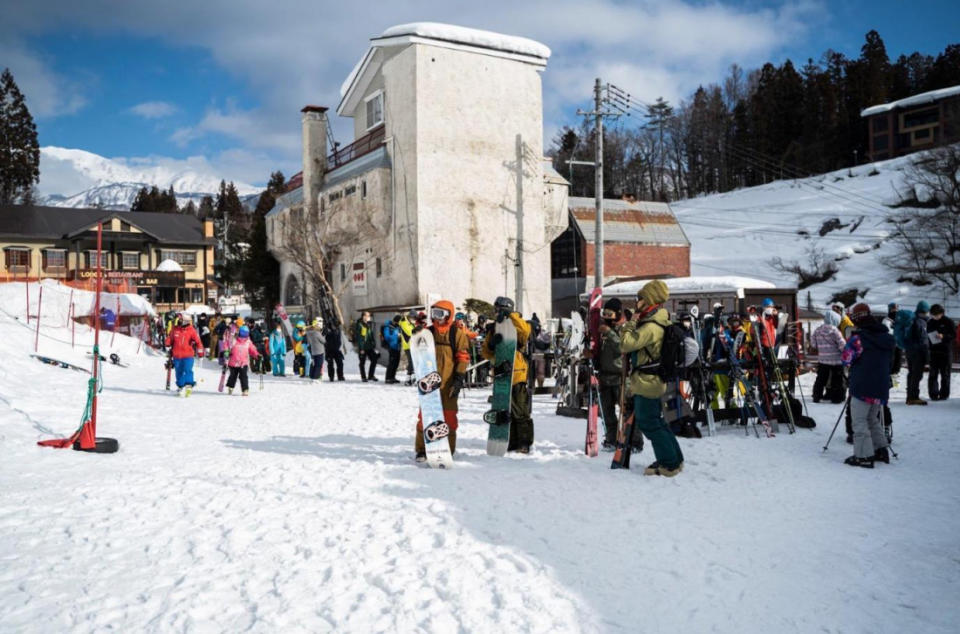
{"left": 568, "top": 197, "right": 689, "bottom": 246}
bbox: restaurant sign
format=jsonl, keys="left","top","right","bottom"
{"left": 73, "top": 269, "right": 185, "bottom": 286}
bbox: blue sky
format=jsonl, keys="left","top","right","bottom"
{"left": 2, "top": 0, "right": 957, "bottom": 191}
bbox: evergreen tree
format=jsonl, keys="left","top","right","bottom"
{"left": 241, "top": 171, "right": 284, "bottom": 316}
{"left": 0, "top": 68, "right": 40, "bottom": 205}
{"left": 182, "top": 200, "right": 198, "bottom": 216}
{"left": 130, "top": 186, "right": 156, "bottom": 212}
{"left": 198, "top": 195, "right": 214, "bottom": 219}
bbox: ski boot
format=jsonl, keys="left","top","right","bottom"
{"left": 228, "top": 387, "right": 234, "bottom": 395}
{"left": 185, "top": 386, "right": 192, "bottom": 397}
{"left": 844, "top": 455, "right": 875, "bottom": 468}
{"left": 415, "top": 451, "right": 427, "bottom": 463}
{"left": 873, "top": 447, "right": 890, "bottom": 464}
{"left": 242, "top": 390, "right": 249, "bottom": 397}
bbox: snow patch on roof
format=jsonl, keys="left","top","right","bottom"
{"left": 378, "top": 22, "right": 551, "bottom": 60}
{"left": 156, "top": 259, "right": 183, "bottom": 272}
{"left": 861, "top": 85, "right": 960, "bottom": 117}
{"left": 605, "top": 276, "right": 776, "bottom": 297}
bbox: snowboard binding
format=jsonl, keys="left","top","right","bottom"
{"left": 424, "top": 420, "right": 450, "bottom": 442}
{"left": 492, "top": 361, "right": 512, "bottom": 378}
{"left": 483, "top": 410, "right": 510, "bottom": 426}
{"left": 417, "top": 371, "right": 442, "bottom": 395}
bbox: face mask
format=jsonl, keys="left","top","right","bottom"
{"left": 763, "top": 307, "right": 773, "bottom": 316}
{"left": 682, "top": 321, "right": 691, "bottom": 329}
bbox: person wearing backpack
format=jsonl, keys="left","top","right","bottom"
{"left": 904, "top": 301, "right": 931, "bottom": 405}
{"left": 620, "top": 280, "right": 684, "bottom": 477}
{"left": 927, "top": 304, "right": 955, "bottom": 401}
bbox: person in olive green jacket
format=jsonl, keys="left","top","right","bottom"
{"left": 481, "top": 296, "right": 534, "bottom": 453}
{"left": 620, "top": 280, "right": 685, "bottom": 477}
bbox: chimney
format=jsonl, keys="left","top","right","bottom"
{"left": 301, "top": 105, "right": 328, "bottom": 214}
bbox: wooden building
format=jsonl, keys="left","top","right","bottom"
{"left": 861, "top": 85, "right": 960, "bottom": 161}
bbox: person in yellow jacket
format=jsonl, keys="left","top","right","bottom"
{"left": 399, "top": 310, "right": 415, "bottom": 385}
{"left": 481, "top": 296, "right": 534, "bottom": 453}
{"left": 620, "top": 280, "right": 685, "bottom": 477}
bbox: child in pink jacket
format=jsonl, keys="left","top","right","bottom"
{"left": 226, "top": 326, "right": 260, "bottom": 395}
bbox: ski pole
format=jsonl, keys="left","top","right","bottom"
{"left": 822, "top": 396, "right": 850, "bottom": 452}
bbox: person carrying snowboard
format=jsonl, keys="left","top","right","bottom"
{"left": 481, "top": 296, "right": 534, "bottom": 453}
{"left": 414, "top": 300, "right": 471, "bottom": 462}
{"left": 269, "top": 321, "right": 287, "bottom": 376}
{"left": 841, "top": 303, "right": 894, "bottom": 467}
{"left": 165, "top": 313, "right": 204, "bottom": 397}
{"left": 620, "top": 280, "right": 684, "bottom": 477}
{"left": 225, "top": 325, "right": 261, "bottom": 396}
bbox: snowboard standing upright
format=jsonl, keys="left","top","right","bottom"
{"left": 484, "top": 318, "right": 517, "bottom": 456}
{"left": 410, "top": 329, "right": 453, "bottom": 469}
{"left": 585, "top": 287, "right": 603, "bottom": 456}
{"left": 165, "top": 351, "right": 173, "bottom": 390}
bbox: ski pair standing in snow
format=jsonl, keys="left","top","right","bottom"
{"left": 481, "top": 296, "right": 534, "bottom": 454}
{"left": 164, "top": 313, "right": 204, "bottom": 397}
{"left": 225, "top": 326, "right": 261, "bottom": 396}
{"left": 841, "top": 303, "right": 894, "bottom": 468}
{"left": 619, "top": 280, "right": 685, "bottom": 477}
{"left": 413, "top": 300, "right": 471, "bottom": 465}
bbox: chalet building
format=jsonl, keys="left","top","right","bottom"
{"left": 550, "top": 196, "right": 690, "bottom": 315}
{"left": 267, "top": 23, "right": 569, "bottom": 324}
{"left": 861, "top": 85, "right": 960, "bottom": 161}
{"left": 0, "top": 205, "right": 216, "bottom": 310}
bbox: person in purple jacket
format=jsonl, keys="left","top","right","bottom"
{"left": 812, "top": 310, "right": 847, "bottom": 403}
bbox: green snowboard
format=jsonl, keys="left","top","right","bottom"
{"left": 484, "top": 319, "right": 517, "bottom": 456}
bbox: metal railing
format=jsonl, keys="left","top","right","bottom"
{"left": 326, "top": 125, "right": 385, "bottom": 170}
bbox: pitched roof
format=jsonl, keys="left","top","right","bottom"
{"left": 861, "top": 84, "right": 960, "bottom": 117}
{"left": 0, "top": 204, "right": 210, "bottom": 244}
{"left": 568, "top": 197, "right": 690, "bottom": 247}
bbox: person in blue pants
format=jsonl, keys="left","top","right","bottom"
{"left": 269, "top": 322, "right": 287, "bottom": 376}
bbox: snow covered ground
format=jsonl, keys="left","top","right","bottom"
{"left": 2, "top": 283, "right": 960, "bottom": 632}
{"left": 673, "top": 151, "right": 960, "bottom": 316}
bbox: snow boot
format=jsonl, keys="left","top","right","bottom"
{"left": 185, "top": 386, "right": 192, "bottom": 398}
{"left": 873, "top": 447, "right": 890, "bottom": 464}
{"left": 905, "top": 398, "right": 928, "bottom": 406}
{"left": 844, "top": 455, "right": 875, "bottom": 468}
{"left": 415, "top": 451, "right": 427, "bottom": 463}
{"left": 228, "top": 387, "right": 234, "bottom": 395}
{"left": 242, "top": 390, "right": 249, "bottom": 396}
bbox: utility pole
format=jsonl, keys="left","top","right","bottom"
{"left": 576, "top": 78, "right": 621, "bottom": 290}
{"left": 515, "top": 134, "right": 524, "bottom": 315}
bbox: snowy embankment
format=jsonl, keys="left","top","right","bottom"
{"left": 2, "top": 284, "right": 959, "bottom": 632}
{"left": 673, "top": 152, "right": 960, "bottom": 315}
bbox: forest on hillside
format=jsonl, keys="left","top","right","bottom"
{"left": 550, "top": 31, "right": 960, "bottom": 201}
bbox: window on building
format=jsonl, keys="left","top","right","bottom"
{"left": 121, "top": 251, "right": 140, "bottom": 270}
{"left": 86, "top": 251, "right": 110, "bottom": 269}
{"left": 159, "top": 250, "right": 197, "bottom": 269}
{"left": 914, "top": 127, "right": 931, "bottom": 140}
{"left": 872, "top": 116, "right": 889, "bottom": 133}
{"left": 344, "top": 184, "right": 356, "bottom": 197}
{"left": 365, "top": 91, "right": 383, "bottom": 130}
{"left": 901, "top": 107, "right": 938, "bottom": 130}
{"left": 4, "top": 247, "right": 31, "bottom": 271}
{"left": 329, "top": 191, "right": 342, "bottom": 203}
{"left": 191, "top": 288, "right": 204, "bottom": 303}
{"left": 284, "top": 274, "right": 303, "bottom": 306}
{"left": 376, "top": 257, "right": 382, "bottom": 278}
{"left": 340, "top": 263, "right": 346, "bottom": 282}
{"left": 121, "top": 221, "right": 132, "bottom": 232}
{"left": 42, "top": 249, "right": 66, "bottom": 271}
{"left": 361, "top": 181, "right": 367, "bottom": 199}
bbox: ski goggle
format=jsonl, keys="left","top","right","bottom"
{"left": 430, "top": 307, "right": 451, "bottom": 322}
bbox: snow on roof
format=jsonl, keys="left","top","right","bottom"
{"left": 378, "top": 22, "right": 551, "bottom": 59}
{"left": 605, "top": 276, "right": 776, "bottom": 297}
{"left": 156, "top": 259, "right": 183, "bottom": 272}
{"left": 861, "top": 85, "right": 960, "bottom": 117}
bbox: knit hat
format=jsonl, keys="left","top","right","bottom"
{"left": 916, "top": 300, "right": 930, "bottom": 314}
{"left": 762, "top": 298, "right": 774, "bottom": 307}
{"left": 637, "top": 280, "right": 669, "bottom": 305}
{"left": 930, "top": 303, "right": 944, "bottom": 316}
{"left": 823, "top": 310, "right": 840, "bottom": 327}
{"left": 849, "top": 302, "right": 872, "bottom": 325}
{"left": 603, "top": 297, "right": 622, "bottom": 313}
{"left": 238, "top": 326, "right": 250, "bottom": 338}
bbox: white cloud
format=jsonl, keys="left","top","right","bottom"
{"left": 0, "top": 39, "right": 87, "bottom": 118}
{"left": 129, "top": 100, "right": 178, "bottom": 118}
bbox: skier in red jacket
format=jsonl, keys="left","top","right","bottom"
{"left": 165, "top": 313, "right": 204, "bottom": 397}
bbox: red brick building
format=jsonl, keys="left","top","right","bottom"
{"left": 551, "top": 196, "right": 690, "bottom": 314}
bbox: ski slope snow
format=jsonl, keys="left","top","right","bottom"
{"left": 673, "top": 150, "right": 960, "bottom": 315}
{"left": 1, "top": 282, "right": 959, "bottom": 632}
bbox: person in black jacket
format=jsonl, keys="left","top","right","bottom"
{"left": 841, "top": 303, "right": 895, "bottom": 468}
{"left": 325, "top": 325, "right": 345, "bottom": 381}
{"left": 927, "top": 304, "right": 955, "bottom": 401}
{"left": 905, "top": 301, "right": 931, "bottom": 405}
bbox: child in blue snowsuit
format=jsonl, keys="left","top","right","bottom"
{"left": 269, "top": 323, "right": 287, "bottom": 376}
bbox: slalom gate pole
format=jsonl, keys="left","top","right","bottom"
{"left": 822, "top": 396, "right": 850, "bottom": 452}
{"left": 78, "top": 223, "right": 104, "bottom": 451}
{"left": 34, "top": 285, "right": 42, "bottom": 353}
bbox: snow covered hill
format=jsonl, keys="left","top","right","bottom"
{"left": 2, "top": 280, "right": 959, "bottom": 632}
{"left": 37, "top": 147, "right": 260, "bottom": 210}
{"left": 673, "top": 151, "right": 960, "bottom": 315}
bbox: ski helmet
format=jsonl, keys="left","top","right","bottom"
{"left": 494, "top": 296, "right": 515, "bottom": 313}
{"left": 238, "top": 325, "right": 250, "bottom": 338}
{"left": 296, "top": 320, "right": 306, "bottom": 329}
{"left": 848, "top": 303, "right": 872, "bottom": 325}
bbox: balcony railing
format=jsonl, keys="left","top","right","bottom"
{"left": 327, "top": 125, "right": 386, "bottom": 170}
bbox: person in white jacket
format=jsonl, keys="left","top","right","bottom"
{"left": 812, "top": 310, "right": 846, "bottom": 403}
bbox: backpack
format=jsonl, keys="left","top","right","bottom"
{"left": 893, "top": 309, "right": 914, "bottom": 349}
{"left": 637, "top": 322, "right": 699, "bottom": 382}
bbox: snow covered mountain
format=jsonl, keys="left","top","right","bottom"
{"left": 36, "top": 146, "right": 261, "bottom": 210}
{"left": 673, "top": 150, "right": 960, "bottom": 315}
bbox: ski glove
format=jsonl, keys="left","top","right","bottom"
{"left": 450, "top": 373, "right": 466, "bottom": 399}
{"left": 489, "top": 333, "right": 504, "bottom": 348}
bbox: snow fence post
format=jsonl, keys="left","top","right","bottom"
{"left": 34, "top": 285, "right": 42, "bottom": 353}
